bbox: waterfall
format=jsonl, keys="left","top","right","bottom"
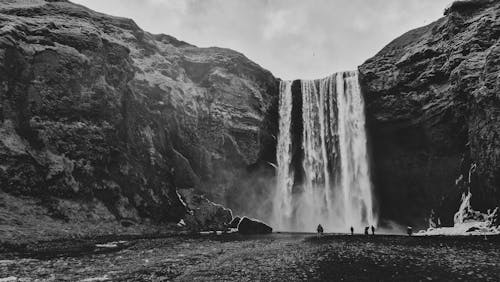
{"left": 336, "top": 72, "right": 376, "bottom": 229}
{"left": 272, "top": 71, "right": 377, "bottom": 232}
{"left": 272, "top": 81, "right": 294, "bottom": 229}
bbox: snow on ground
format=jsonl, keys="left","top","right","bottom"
{"left": 417, "top": 191, "right": 500, "bottom": 236}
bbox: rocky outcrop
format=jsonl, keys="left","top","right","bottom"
{"left": 179, "top": 189, "right": 232, "bottom": 231}
{"left": 360, "top": 0, "right": 500, "bottom": 227}
{"left": 237, "top": 217, "right": 272, "bottom": 235}
{"left": 445, "top": 0, "right": 492, "bottom": 15}
{"left": 0, "top": 0, "right": 278, "bottom": 240}
{"left": 228, "top": 216, "right": 241, "bottom": 229}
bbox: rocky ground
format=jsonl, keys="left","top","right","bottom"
{"left": 1, "top": 233, "right": 499, "bottom": 281}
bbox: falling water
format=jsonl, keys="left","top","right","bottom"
{"left": 336, "top": 72, "right": 376, "bottom": 230}
{"left": 272, "top": 81, "right": 294, "bottom": 228}
{"left": 272, "top": 71, "right": 377, "bottom": 232}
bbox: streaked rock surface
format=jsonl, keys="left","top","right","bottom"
{"left": 360, "top": 0, "right": 500, "bottom": 227}
{"left": 0, "top": 0, "right": 278, "bottom": 240}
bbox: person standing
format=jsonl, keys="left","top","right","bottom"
{"left": 407, "top": 226, "right": 413, "bottom": 236}
{"left": 371, "top": 225, "right": 375, "bottom": 236}
{"left": 317, "top": 224, "right": 324, "bottom": 238}
{"left": 350, "top": 226, "right": 354, "bottom": 235}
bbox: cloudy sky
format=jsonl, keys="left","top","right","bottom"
{"left": 73, "top": 0, "right": 452, "bottom": 80}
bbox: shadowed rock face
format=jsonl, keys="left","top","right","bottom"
{"left": 0, "top": 0, "right": 278, "bottom": 237}
{"left": 360, "top": 0, "right": 500, "bottom": 228}
{"left": 237, "top": 216, "right": 272, "bottom": 235}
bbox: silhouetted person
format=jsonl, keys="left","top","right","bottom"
{"left": 364, "top": 226, "right": 369, "bottom": 235}
{"left": 317, "top": 224, "right": 324, "bottom": 238}
{"left": 350, "top": 226, "right": 354, "bottom": 235}
{"left": 407, "top": 226, "right": 413, "bottom": 237}
{"left": 371, "top": 225, "right": 375, "bottom": 236}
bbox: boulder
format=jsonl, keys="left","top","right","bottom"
{"left": 228, "top": 217, "right": 241, "bottom": 229}
{"left": 466, "top": 226, "right": 481, "bottom": 233}
{"left": 180, "top": 189, "right": 232, "bottom": 231}
{"left": 237, "top": 217, "right": 272, "bottom": 235}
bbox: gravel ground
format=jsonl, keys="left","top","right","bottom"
{"left": 1, "top": 233, "right": 499, "bottom": 281}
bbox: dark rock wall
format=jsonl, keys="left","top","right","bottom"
{"left": 290, "top": 80, "right": 305, "bottom": 190}
{"left": 360, "top": 0, "right": 500, "bottom": 227}
{"left": 0, "top": 0, "right": 278, "bottom": 232}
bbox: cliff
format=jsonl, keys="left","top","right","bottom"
{"left": 360, "top": 0, "right": 500, "bottom": 227}
{"left": 3, "top": 0, "right": 499, "bottom": 237}
{"left": 0, "top": 0, "right": 278, "bottom": 241}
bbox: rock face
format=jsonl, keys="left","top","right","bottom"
{"left": 359, "top": 0, "right": 500, "bottom": 227}
{"left": 0, "top": 0, "right": 277, "bottom": 239}
{"left": 237, "top": 217, "right": 273, "bottom": 235}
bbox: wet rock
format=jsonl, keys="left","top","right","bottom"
{"left": 488, "top": 208, "right": 499, "bottom": 227}
{"left": 237, "top": 217, "right": 272, "bottom": 235}
{"left": 466, "top": 226, "right": 480, "bottom": 232}
{"left": 228, "top": 217, "right": 241, "bottom": 229}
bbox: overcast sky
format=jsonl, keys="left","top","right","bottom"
{"left": 72, "top": 0, "right": 452, "bottom": 80}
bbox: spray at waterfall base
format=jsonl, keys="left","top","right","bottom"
{"left": 271, "top": 71, "right": 377, "bottom": 233}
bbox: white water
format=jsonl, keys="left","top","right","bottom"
{"left": 272, "top": 81, "right": 294, "bottom": 228}
{"left": 272, "top": 71, "right": 377, "bottom": 232}
{"left": 337, "top": 72, "right": 376, "bottom": 229}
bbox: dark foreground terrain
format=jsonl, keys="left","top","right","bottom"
{"left": 1, "top": 233, "right": 499, "bottom": 281}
